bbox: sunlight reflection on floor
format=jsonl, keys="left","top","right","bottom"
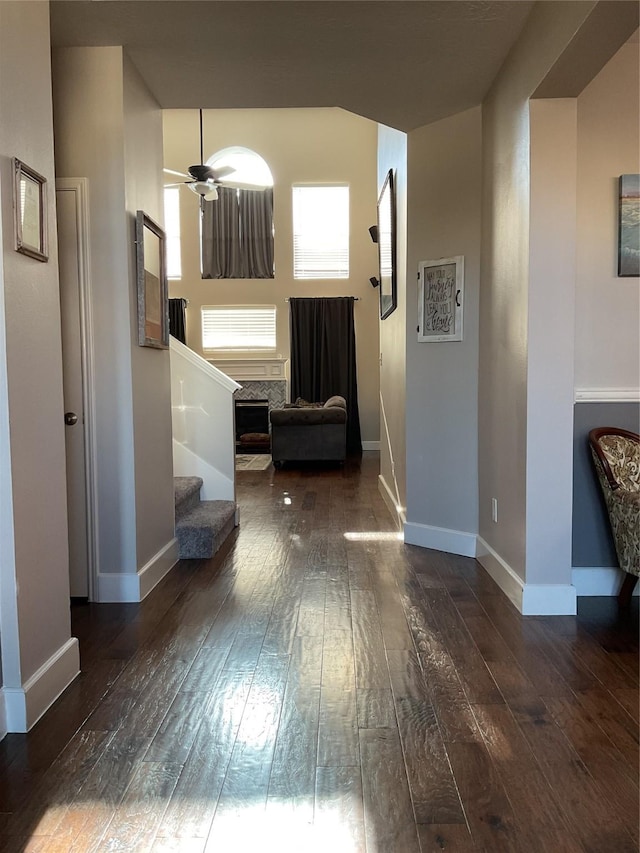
{"left": 204, "top": 801, "right": 361, "bottom": 853}
{"left": 344, "top": 531, "right": 403, "bottom": 541}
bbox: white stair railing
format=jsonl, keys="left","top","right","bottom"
{"left": 170, "top": 337, "right": 240, "bottom": 501}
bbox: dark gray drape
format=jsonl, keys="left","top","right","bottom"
{"left": 239, "top": 188, "right": 274, "bottom": 278}
{"left": 290, "top": 296, "right": 362, "bottom": 453}
{"left": 201, "top": 187, "right": 274, "bottom": 279}
{"left": 201, "top": 186, "right": 242, "bottom": 278}
{"left": 168, "top": 298, "right": 187, "bottom": 344}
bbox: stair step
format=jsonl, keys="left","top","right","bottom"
{"left": 175, "top": 500, "right": 237, "bottom": 559}
{"left": 174, "top": 476, "right": 204, "bottom": 518}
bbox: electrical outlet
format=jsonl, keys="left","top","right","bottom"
{"left": 491, "top": 498, "right": 498, "bottom": 523}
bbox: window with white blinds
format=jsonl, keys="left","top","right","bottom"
{"left": 201, "top": 305, "right": 277, "bottom": 351}
{"left": 292, "top": 185, "right": 349, "bottom": 279}
{"left": 163, "top": 187, "right": 182, "bottom": 279}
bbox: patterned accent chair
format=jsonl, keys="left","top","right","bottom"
{"left": 588, "top": 427, "right": 640, "bottom": 605}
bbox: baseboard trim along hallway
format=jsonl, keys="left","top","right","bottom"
{"left": 3, "top": 637, "right": 79, "bottom": 732}
{"left": 403, "top": 520, "right": 477, "bottom": 558}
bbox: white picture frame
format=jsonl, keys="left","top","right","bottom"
{"left": 417, "top": 255, "right": 464, "bottom": 342}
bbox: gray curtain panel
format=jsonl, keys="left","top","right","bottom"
{"left": 239, "top": 188, "right": 274, "bottom": 278}
{"left": 289, "top": 296, "right": 362, "bottom": 453}
{"left": 201, "top": 187, "right": 274, "bottom": 279}
{"left": 201, "top": 186, "right": 242, "bottom": 278}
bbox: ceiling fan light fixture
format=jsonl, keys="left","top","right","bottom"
{"left": 187, "top": 181, "right": 218, "bottom": 201}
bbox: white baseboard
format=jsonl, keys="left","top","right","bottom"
{"left": 404, "top": 520, "right": 477, "bottom": 558}
{"left": 521, "top": 584, "right": 577, "bottom": 615}
{"left": 572, "top": 566, "right": 639, "bottom": 597}
{"left": 574, "top": 388, "right": 640, "bottom": 403}
{"left": 97, "top": 538, "right": 178, "bottom": 602}
{"left": 97, "top": 570, "right": 141, "bottom": 602}
{"left": 138, "top": 538, "right": 179, "bottom": 600}
{"left": 378, "top": 474, "right": 406, "bottom": 528}
{"left": 476, "top": 537, "right": 577, "bottom": 615}
{"left": 362, "top": 441, "right": 380, "bottom": 451}
{"left": 3, "top": 637, "right": 80, "bottom": 732}
{"left": 0, "top": 690, "right": 6, "bottom": 741}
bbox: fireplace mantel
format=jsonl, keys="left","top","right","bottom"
{"left": 208, "top": 357, "right": 289, "bottom": 383}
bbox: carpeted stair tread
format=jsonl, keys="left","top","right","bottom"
{"left": 174, "top": 476, "right": 204, "bottom": 518}
{"left": 175, "top": 499, "right": 237, "bottom": 559}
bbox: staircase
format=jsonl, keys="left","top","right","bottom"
{"left": 175, "top": 476, "right": 237, "bottom": 559}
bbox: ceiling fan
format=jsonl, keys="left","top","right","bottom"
{"left": 164, "top": 109, "right": 266, "bottom": 201}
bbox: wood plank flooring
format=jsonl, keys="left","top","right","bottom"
{"left": 0, "top": 453, "right": 638, "bottom": 852}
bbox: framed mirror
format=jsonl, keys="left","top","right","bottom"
{"left": 377, "top": 169, "right": 397, "bottom": 320}
{"left": 136, "top": 210, "right": 169, "bottom": 348}
{"left": 13, "top": 158, "right": 48, "bottom": 262}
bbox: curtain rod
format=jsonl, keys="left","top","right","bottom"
{"left": 285, "top": 296, "right": 359, "bottom": 302}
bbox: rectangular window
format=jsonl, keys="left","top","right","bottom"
{"left": 201, "top": 305, "right": 277, "bottom": 352}
{"left": 164, "top": 187, "right": 182, "bottom": 279}
{"left": 292, "top": 185, "right": 349, "bottom": 279}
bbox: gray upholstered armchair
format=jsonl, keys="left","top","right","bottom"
{"left": 589, "top": 427, "right": 640, "bottom": 605}
{"left": 270, "top": 395, "right": 347, "bottom": 467}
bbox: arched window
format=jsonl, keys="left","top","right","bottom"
{"left": 201, "top": 147, "right": 275, "bottom": 280}
{"left": 206, "top": 146, "right": 273, "bottom": 190}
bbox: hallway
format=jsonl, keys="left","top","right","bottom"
{"left": 0, "top": 453, "right": 637, "bottom": 852}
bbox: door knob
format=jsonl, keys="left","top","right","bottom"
{"left": 64, "top": 412, "right": 79, "bottom": 426}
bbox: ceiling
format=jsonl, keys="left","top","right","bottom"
{"left": 50, "top": 1, "right": 537, "bottom": 131}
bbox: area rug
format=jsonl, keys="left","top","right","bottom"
{"left": 235, "top": 454, "right": 272, "bottom": 471}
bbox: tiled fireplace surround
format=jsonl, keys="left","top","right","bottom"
{"left": 209, "top": 358, "right": 289, "bottom": 419}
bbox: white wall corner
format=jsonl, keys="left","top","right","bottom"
{"left": 572, "top": 567, "right": 639, "bottom": 597}
{"left": 97, "top": 538, "right": 179, "bottom": 602}
{"left": 362, "top": 441, "right": 381, "bottom": 451}
{"left": 138, "top": 538, "right": 179, "bottom": 600}
{"left": 378, "top": 474, "right": 406, "bottom": 529}
{"left": 477, "top": 537, "right": 577, "bottom": 615}
{"left": 404, "top": 521, "right": 477, "bottom": 558}
{"left": 4, "top": 638, "right": 80, "bottom": 733}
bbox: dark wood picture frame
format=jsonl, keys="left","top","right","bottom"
{"left": 13, "top": 158, "right": 48, "bottom": 262}
{"left": 377, "top": 169, "right": 397, "bottom": 320}
{"left": 135, "top": 210, "right": 169, "bottom": 348}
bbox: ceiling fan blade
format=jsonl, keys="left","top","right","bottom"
{"left": 163, "top": 182, "right": 184, "bottom": 188}
{"left": 188, "top": 163, "right": 218, "bottom": 182}
{"left": 163, "top": 168, "right": 189, "bottom": 178}
{"left": 209, "top": 165, "right": 236, "bottom": 180}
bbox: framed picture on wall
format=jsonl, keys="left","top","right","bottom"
{"left": 417, "top": 256, "right": 464, "bottom": 342}
{"left": 377, "top": 169, "right": 397, "bottom": 320}
{"left": 13, "top": 158, "right": 48, "bottom": 262}
{"left": 618, "top": 174, "right": 640, "bottom": 277}
{"left": 135, "top": 210, "right": 169, "bottom": 348}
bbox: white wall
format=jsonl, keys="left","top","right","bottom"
{"left": 377, "top": 125, "right": 407, "bottom": 524}
{"left": 479, "top": 2, "right": 595, "bottom": 613}
{"left": 53, "top": 47, "right": 176, "bottom": 599}
{"left": 163, "top": 108, "right": 381, "bottom": 444}
{"left": 404, "top": 107, "right": 481, "bottom": 554}
{"left": 526, "top": 99, "right": 577, "bottom": 596}
{"left": 0, "top": 0, "right": 78, "bottom": 729}
{"left": 123, "top": 56, "right": 175, "bottom": 574}
{"left": 52, "top": 47, "right": 137, "bottom": 579}
{"left": 575, "top": 34, "right": 640, "bottom": 393}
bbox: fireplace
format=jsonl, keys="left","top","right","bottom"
{"left": 235, "top": 399, "right": 270, "bottom": 454}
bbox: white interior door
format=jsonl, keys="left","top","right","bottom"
{"left": 56, "top": 180, "right": 93, "bottom": 597}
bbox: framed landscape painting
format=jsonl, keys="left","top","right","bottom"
{"left": 618, "top": 174, "right": 640, "bottom": 277}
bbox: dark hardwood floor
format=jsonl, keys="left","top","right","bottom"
{"left": 0, "top": 453, "right": 638, "bottom": 852}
